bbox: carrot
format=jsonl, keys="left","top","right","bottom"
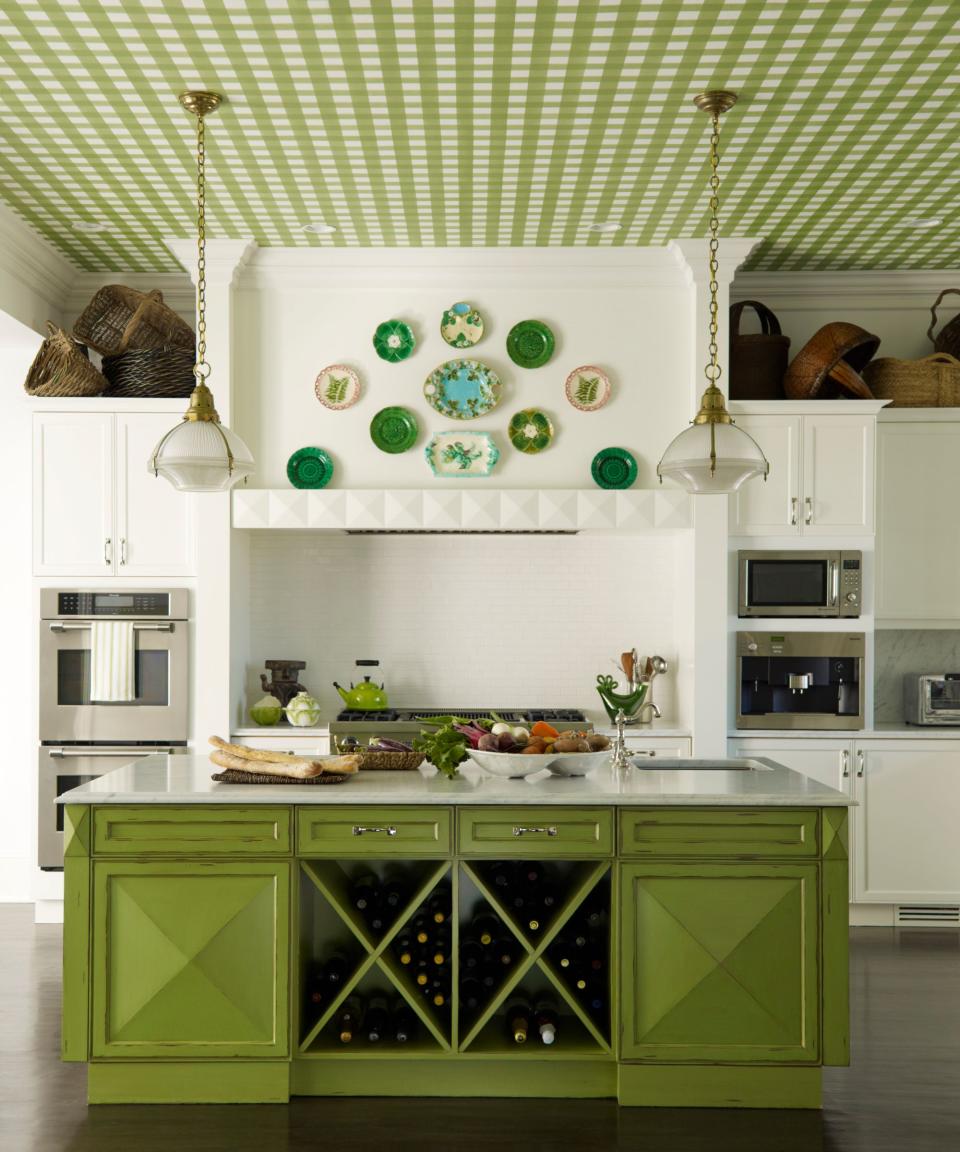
{"left": 531, "top": 720, "right": 560, "bottom": 740}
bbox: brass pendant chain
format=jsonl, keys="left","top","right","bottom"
{"left": 195, "top": 111, "right": 209, "bottom": 381}
{"left": 705, "top": 111, "right": 721, "bottom": 387}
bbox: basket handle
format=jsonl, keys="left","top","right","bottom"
{"left": 118, "top": 289, "right": 165, "bottom": 353}
{"left": 915, "top": 353, "right": 960, "bottom": 367}
{"left": 926, "top": 289, "right": 960, "bottom": 345}
{"left": 730, "top": 300, "right": 782, "bottom": 338}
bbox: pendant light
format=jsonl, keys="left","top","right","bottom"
{"left": 657, "top": 90, "right": 769, "bottom": 494}
{"left": 148, "top": 91, "right": 254, "bottom": 492}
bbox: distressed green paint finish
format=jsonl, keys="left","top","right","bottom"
{"left": 617, "top": 1065, "right": 822, "bottom": 1110}
{"left": 63, "top": 805, "right": 90, "bottom": 857}
{"left": 88, "top": 1061, "right": 290, "bottom": 1105}
{"left": 62, "top": 854, "right": 91, "bottom": 1061}
{"left": 458, "top": 808, "right": 614, "bottom": 858}
{"left": 821, "top": 809, "right": 850, "bottom": 1067}
{"left": 91, "top": 860, "right": 290, "bottom": 1059}
{"left": 619, "top": 862, "right": 819, "bottom": 1063}
{"left": 93, "top": 806, "right": 291, "bottom": 857}
{"left": 297, "top": 806, "right": 452, "bottom": 858}
{"left": 619, "top": 808, "right": 819, "bottom": 859}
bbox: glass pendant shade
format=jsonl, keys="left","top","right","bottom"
{"left": 657, "top": 420, "right": 769, "bottom": 493}
{"left": 148, "top": 411, "right": 253, "bottom": 493}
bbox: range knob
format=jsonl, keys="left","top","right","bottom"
{"left": 845, "top": 592, "right": 859, "bottom": 604}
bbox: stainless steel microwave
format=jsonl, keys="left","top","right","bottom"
{"left": 738, "top": 550, "right": 862, "bottom": 618}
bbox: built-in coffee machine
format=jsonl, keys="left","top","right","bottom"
{"left": 736, "top": 631, "right": 865, "bottom": 730}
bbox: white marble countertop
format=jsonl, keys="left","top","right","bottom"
{"left": 731, "top": 724, "right": 960, "bottom": 741}
{"left": 57, "top": 753, "right": 853, "bottom": 807}
{"left": 231, "top": 726, "right": 331, "bottom": 737}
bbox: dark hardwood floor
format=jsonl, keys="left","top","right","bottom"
{"left": 1, "top": 905, "right": 958, "bottom": 1152}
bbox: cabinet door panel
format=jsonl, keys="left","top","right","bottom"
{"left": 92, "top": 860, "right": 289, "bottom": 1058}
{"left": 729, "top": 415, "right": 800, "bottom": 536}
{"left": 117, "top": 413, "right": 196, "bottom": 575}
{"left": 33, "top": 413, "right": 114, "bottom": 575}
{"left": 803, "top": 415, "right": 873, "bottom": 535}
{"left": 619, "top": 862, "right": 819, "bottom": 1063}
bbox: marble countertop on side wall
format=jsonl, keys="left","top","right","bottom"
{"left": 57, "top": 754, "right": 853, "bottom": 807}
{"left": 730, "top": 725, "right": 960, "bottom": 740}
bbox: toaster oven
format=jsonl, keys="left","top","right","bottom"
{"left": 904, "top": 675, "right": 960, "bottom": 725}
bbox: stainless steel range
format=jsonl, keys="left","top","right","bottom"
{"left": 332, "top": 708, "right": 591, "bottom": 748}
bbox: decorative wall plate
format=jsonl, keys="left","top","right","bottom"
{"left": 315, "top": 364, "right": 361, "bottom": 410}
{"left": 591, "top": 446, "right": 637, "bottom": 490}
{"left": 506, "top": 319, "right": 555, "bottom": 368}
{"left": 424, "top": 359, "right": 502, "bottom": 420}
{"left": 564, "top": 365, "right": 612, "bottom": 412}
{"left": 425, "top": 431, "right": 500, "bottom": 477}
{"left": 441, "top": 301, "right": 484, "bottom": 348}
{"left": 370, "top": 406, "right": 419, "bottom": 454}
{"left": 287, "top": 446, "right": 334, "bottom": 489}
{"left": 373, "top": 319, "right": 416, "bottom": 362}
{"left": 508, "top": 408, "right": 554, "bottom": 453}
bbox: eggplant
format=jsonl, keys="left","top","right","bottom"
{"left": 368, "top": 737, "right": 413, "bottom": 752}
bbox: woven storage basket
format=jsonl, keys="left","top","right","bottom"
{"left": 729, "top": 300, "right": 790, "bottom": 400}
{"left": 23, "top": 323, "right": 105, "bottom": 397}
{"left": 927, "top": 290, "right": 960, "bottom": 360}
{"left": 355, "top": 750, "right": 425, "bottom": 772}
{"left": 863, "top": 353, "right": 960, "bottom": 407}
{"left": 72, "top": 285, "right": 195, "bottom": 357}
{"left": 102, "top": 347, "right": 196, "bottom": 398}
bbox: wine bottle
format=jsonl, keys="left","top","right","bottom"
{"left": 336, "top": 995, "right": 362, "bottom": 1044}
{"left": 585, "top": 982, "right": 605, "bottom": 1013}
{"left": 505, "top": 997, "right": 532, "bottom": 1044}
{"left": 459, "top": 939, "right": 483, "bottom": 969}
{"left": 381, "top": 866, "right": 408, "bottom": 911}
{"left": 493, "top": 936, "right": 515, "bottom": 967}
{"left": 478, "top": 965, "right": 497, "bottom": 990}
{"left": 411, "top": 914, "right": 430, "bottom": 945}
{"left": 427, "top": 881, "right": 451, "bottom": 925}
{"left": 488, "top": 861, "right": 513, "bottom": 891}
{"left": 519, "top": 862, "right": 542, "bottom": 886}
{"left": 394, "top": 933, "right": 414, "bottom": 966}
{"left": 304, "top": 961, "right": 325, "bottom": 1009}
{"left": 470, "top": 907, "right": 500, "bottom": 946}
{"left": 324, "top": 950, "right": 350, "bottom": 988}
{"left": 459, "top": 976, "right": 483, "bottom": 1013}
{"left": 350, "top": 872, "right": 379, "bottom": 913}
{"left": 392, "top": 999, "right": 417, "bottom": 1043}
{"left": 582, "top": 903, "right": 606, "bottom": 931}
{"left": 533, "top": 997, "right": 559, "bottom": 1046}
{"left": 364, "top": 993, "right": 390, "bottom": 1043}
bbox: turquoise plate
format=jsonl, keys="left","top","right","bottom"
{"left": 591, "top": 447, "right": 637, "bottom": 490}
{"left": 424, "top": 359, "right": 502, "bottom": 420}
{"left": 287, "top": 446, "right": 334, "bottom": 489}
{"left": 370, "top": 406, "right": 419, "bottom": 454}
{"left": 506, "top": 319, "right": 555, "bottom": 368}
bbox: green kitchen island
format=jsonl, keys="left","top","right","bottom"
{"left": 59, "top": 754, "right": 851, "bottom": 1108}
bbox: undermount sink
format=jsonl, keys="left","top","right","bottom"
{"left": 631, "top": 757, "right": 769, "bottom": 771}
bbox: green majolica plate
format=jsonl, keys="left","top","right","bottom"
{"left": 424, "top": 359, "right": 502, "bottom": 420}
{"left": 591, "top": 447, "right": 637, "bottom": 489}
{"left": 287, "top": 446, "right": 334, "bottom": 489}
{"left": 373, "top": 319, "right": 416, "bottom": 362}
{"left": 506, "top": 319, "right": 555, "bottom": 368}
{"left": 370, "top": 406, "right": 419, "bottom": 453}
{"left": 509, "top": 408, "right": 554, "bottom": 453}
{"left": 441, "top": 301, "right": 484, "bottom": 348}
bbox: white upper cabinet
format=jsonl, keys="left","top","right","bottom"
{"left": 876, "top": 421, "right": 960, "bottom": 620}
{"left": 730, "top": 406, "right": 876, "bottom": 537}
{"left": 33, "top": 411, "right": 195, "bottom": 577}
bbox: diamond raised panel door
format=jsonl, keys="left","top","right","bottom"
{"left": 619, "top": 862, "right": 819, "bottom": 1063}
{"left": 729, "top": 416, "right": 801, "bottom": 536}
{"left": 91, "top": 861, "right": 289, "bottom": 1059}
{"left": 802, "top": 414, "right": 874, "bottom": 535}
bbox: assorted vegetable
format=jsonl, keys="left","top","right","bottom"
{"left": 412, "top": 714, "right": 495, "bottom": 778}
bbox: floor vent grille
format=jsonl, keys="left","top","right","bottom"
{"left": 895, "top": 904, "right": 960, "bottom": 927}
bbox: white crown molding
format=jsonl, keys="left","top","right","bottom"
{"left": 0, "top": 201, "right": 75, "bottom": 316}
{"left": 668, "top": 238, "right": 764, "bottom": 287}
{"left": 732, "top": 270, "right": 960, "bottom": 309}
{"left": 164, "top": 237, "right": 258, "bottom": 288}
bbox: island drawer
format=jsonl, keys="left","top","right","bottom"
{"left": 458, "top": 808, "right": 614, "bottom": 857}
{"left": 619, "top": 809, "right": 819, "bottom": 859}
{"left": 92, "top": 806, "right": 292, "bottom": 856}
{"left": 297, "top": 807, "right": 452, "bottom": 857}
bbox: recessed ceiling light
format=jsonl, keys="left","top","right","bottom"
{"left": 588, "top": 222, "right": 621, "bottom": 233}
{"left": 73, "top": 220, "right": 107, "bottom": 234}
{"left": 903, "top": 216, "right": 942, "bottom": 229}
{"left": 302, "top": 222, "right": 337, "bottom": 235}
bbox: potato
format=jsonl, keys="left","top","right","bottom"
{"left": 522, "top": 744, "right": 544, "bottom": 755}
{"left": 586, "top": 733, "right": 611, "bottom": 751}
{"left": 553, "top": 738, "right": 583, "bottom": 753}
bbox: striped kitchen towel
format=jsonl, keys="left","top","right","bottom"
{"left": 90, "top": 621, "right": 135, "bottom": 702}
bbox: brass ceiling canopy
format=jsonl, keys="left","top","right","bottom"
{"left": 177, "top": 90, "right": 222, "bottom": 118}
{"left": 692, "top": 89, "right": 738, "bottom": 116}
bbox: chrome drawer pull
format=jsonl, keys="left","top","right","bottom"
{"left": 512, "top": 825, "right": 558, "bottom": 838}
{"left": 352, "top": 825, "right": 397, "bottom": 837}
{"left": 631, "top": 750, "right": 656, "bottom": 758}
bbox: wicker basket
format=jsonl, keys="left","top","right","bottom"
{"left": 863, "top": 353, "right": 960, "bottom": 407}
{"left": 23, "top": 323, "right": 106, "bottom": 397}
{"left": 355, "top": 750, "right": 425, "bottom": 772}
{"left": 927, "top": 290, "right": 960, "bottom": 360}
{"left": 72, "top": 285, "right": 195, "bottom": 357}
{"left": 729, "top": 300, "right": 791, "bottom": 400}
{"left": 102, "top": 347, "right": 196, "bottom": 398}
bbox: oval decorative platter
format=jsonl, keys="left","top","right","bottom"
{"left": 564, "top": 365, "right": 612, "bottom": 412}
{"left": 287, "top": 446, "right": 334, "bottom": 489}
{"left": 441, "top": 301, "right": 484, "bottom": 348}
{"left": 315, "top": 364, "right": 361, "bottom": 410}
{"left": 423, "top": 359, "right": 502, "bottom": 420}
{"left": 425, "top": 432, "right": 500, "bottom": 477}
{"left": 370, "top": 406, "right": 419, "bottom": 454}
{"left": 373, "top": 319, "right": 416, "bottom": 362}
{"left": 506, "top": 319, "right": 555, "bottom": 368}
{"left": 508, "top": 408, "right": 554, "bottom": 454}
{"left": 591, "top": 446, "right": 637, "bottom": 490}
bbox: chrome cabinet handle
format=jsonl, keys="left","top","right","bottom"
{"left": 351, "top": 825, "right": 397, "bottom": 837}
{"left": 856, "top": 751, "right": 864, "bottom": 778}
{"left": 630, "top": 750, "right": 656, "bottom": 758}
{"left": 512, "top": 826, "right": 558, "bottom": 837}
{"left": 841, "top": 749, "right": 849, "bottom": 778}
{"left": 104, "top": 537, "right": 112, "bottom": 565}
{"left": 790, "top": 497, "right": 798, "bottom": 526}
{"left": 805, "top": 496, "right": 813, "bottom": 525}
{"left": 120, "top": 538, "right": 127, "bottom": 566}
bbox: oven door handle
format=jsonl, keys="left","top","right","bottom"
{"left": 48, "top": 621, "right": 175, "bottom": 632}
{"left": 48, "top": 747, "right": 180, "bottom": 758}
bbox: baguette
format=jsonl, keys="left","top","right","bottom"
{"left": 208, "top": 736, "right": 359, "bottom": 777}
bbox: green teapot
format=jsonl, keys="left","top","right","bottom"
{"left": 333, "top": 660, "right": 389, "bottom": 711}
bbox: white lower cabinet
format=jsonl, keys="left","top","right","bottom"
{"left": 624, "top": 735, "right": 692, "bottom": 760}
{"left": 229, "top": 733, "right": 332, "bottom": 757}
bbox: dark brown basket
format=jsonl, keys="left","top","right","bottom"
{"left": 72, "top": 285, "right": 195, "bottom": 357}
{"left": 23, "top": 323, "right": 106, "bottom": 397}
{"left": 728, "top": 301, "right": 791, "bottom": 400}
{"left": 927, "top": 290, "right": 960, "bottom": 360}
{"left": 102, "top": 347, "right": 196, "bottom": 398}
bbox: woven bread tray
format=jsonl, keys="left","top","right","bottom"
{"left": 212, "top": 768, "right": 350, "bottom": 785}
{"left": 355, "top": 750, "right": 425, "bottom": 771}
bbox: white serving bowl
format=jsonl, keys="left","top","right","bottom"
{"left": 465, "top": 747, "right": 611, "bottom": 779}
{"left": 543, "top": 749, "right": 612, "bottom": 778}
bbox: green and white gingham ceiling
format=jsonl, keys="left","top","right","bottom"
{"left": 1, "top": 1, "right": 959, "bottom": 273}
